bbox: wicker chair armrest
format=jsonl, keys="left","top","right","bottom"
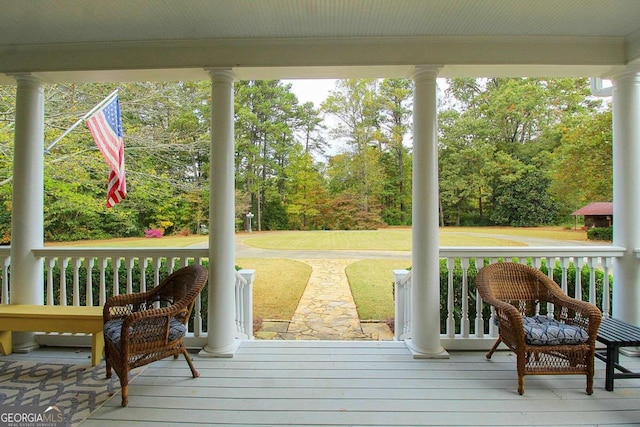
{"left": 479, "top": 294, "right": 528, "bottom": 351}
{"left": 549, "top": 293, "right": 602, "bottom": 339}
{"left": 489, "top": 299, "right": 525, "bottom": 327}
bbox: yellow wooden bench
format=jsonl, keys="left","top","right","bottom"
{"left": 0, "top": 304, "right": 104, "bottom": 366}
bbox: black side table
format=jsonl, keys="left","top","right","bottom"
{"left": 595, "top": 316, "right": 640, "bottom": 391}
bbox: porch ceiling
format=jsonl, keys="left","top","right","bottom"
{"left": 1, "top": 0, "right": 640, "bottom": 84}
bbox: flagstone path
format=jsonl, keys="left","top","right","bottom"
{"left": 258, "top": 259, "right": 393, "bottom": 340}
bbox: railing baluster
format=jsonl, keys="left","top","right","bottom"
{"left": 73, "top": 257, "right": 81, "bottom": 306}
{"left": 140, "top": 257, "right": 148, "bottom": 293}
{"left": 474, "top": 258, "right": 484, "bottom": 338}
{"left": 560, "top": 257, "right": 570, "bottom": 295}
{"left": 530, "top": 257, "right": 541, "bottom": 315}
{"left": 446, "top": 258, "right": 455, "bottom": 338}
{"left": 461, "top": 257, "right": 470, "bottom": 338}
{"left": 112, "top": 257, "right": 121, "bottom": 296}
{"left": 46, "top": 258, "right": 55, "bottom": 306}
{"left": 125, "top": 257, "right": 134, "bottom": 294}
{"left": 588, "top": 257, "right": 597, "bottom": 305}
{"left": 153, "top": 257, "right": 162, "bottom": 287}
{"left": 602, "top": 257, "right": 612, "bottom": 317}
{"left": 575, "top": 257, "right": 584, "bottom": 300}
{"left": 85, "top": 257, "right": 94, "bottom": 307}
{"left": 98, "top": 258, "right": 107, "bottom": 306}
{"left": 59, "top": 257, "right": 68, "bottom": 306}
{"left": 545, "top": 257, "right": 555, "bottom": 316}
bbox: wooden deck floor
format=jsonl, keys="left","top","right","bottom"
{"left": 13, "top": 341, "right": 640, "bottom": 426}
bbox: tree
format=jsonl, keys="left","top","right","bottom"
{"left": 294, "top": 101, "right": 328, "bottom": 157}
{"left": 550, "top": 110, "right": 612, "bottom": 211}
{"left": 490, "top": 166, "right": 558, "bottom": 227}
{"left": 378, "top": 79, "right": 413, "bottom": 224}
{"left": 323, "top": 79, "right": 383, "bottom": 214}
{"left": 440, "top": 77, "right": 607, "bottom": 226}
{"left": 283, "top": 145, "right": 328, "bottom": 230}
{"left": 234, "top": 80, "right": 305, "bottom": 231}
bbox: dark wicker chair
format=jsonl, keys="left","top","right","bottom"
{"left": 103, "top": 264, "right": 208, "bottom": 406}
{"left": 476, "top": 262, "right": 601, "bottom": 395}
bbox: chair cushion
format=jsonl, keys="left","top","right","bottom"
{"left": 522, "top": 315, "right": 589, "bottom": 345}
{"left": 104, "top": 317, "right": 187, "bottom": 347}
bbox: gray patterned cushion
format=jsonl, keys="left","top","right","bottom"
{"left": 104, "top": 317, "right": 187, "bottom": 348}
{"left": 523, "top": 315, "right": 589, "bottom": 345}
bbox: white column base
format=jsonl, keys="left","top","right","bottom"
{"left": 405, "top": 339, "right": 450, "bottom": 359}
{"left": 199, "top": 339, "right": 242, "bottom": 358}
{"left": 12, "top": 332, "right": 39, "bottom": 353}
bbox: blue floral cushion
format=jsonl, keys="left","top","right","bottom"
{"left": 104, "top": 317, "right": 187, "bottom": 347}
{"left": 522, "top": 315, "right": 589, "bottom": 345}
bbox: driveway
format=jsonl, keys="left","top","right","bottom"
{"left": 192, "top": 230, "right": 610, "bottom": 260}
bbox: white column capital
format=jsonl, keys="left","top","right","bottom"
{"left": 206, "top": 68, "right": 236, "bottom": 82}
{"left": 411, "top": 65, "right": 442, "bottom": 82}
{"left": 7, "top": 73, "right": 45, "bottom": 88}
{"left": 610, "top": 64, "right": 640, "bottom": 86}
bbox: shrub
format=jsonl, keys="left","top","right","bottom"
{"left": 145, "top": 228, "right": 163, "bottom": 238}
{"left": 587, "top": 226, "right": 612, "bottom": 241}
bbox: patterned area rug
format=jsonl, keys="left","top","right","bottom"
{"left": 0, "top": 359, "right": 139, "bottom": 426}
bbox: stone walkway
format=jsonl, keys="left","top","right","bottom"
{"left": 256, "top": 259, "right": 394, "bottom": 341}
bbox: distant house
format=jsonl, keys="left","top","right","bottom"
{"left": 571, "top": 202, "right": 613, "bottom": 228}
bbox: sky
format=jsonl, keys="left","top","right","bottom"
{"left": 283, "top": 79, "right": 337, "bottom": 107}
{"left": 283, "top": 79, "right": 345, "bottom": 157}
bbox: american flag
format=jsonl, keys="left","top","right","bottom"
{"left": 85, "top": 95, "right": 126, "bottom": 208}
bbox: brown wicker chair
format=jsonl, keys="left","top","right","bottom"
{"left": 476, "top": 262, "right": 601, "bottom": 395}
{"left": 103, "top": 264, "right": 208, "bottom": 406}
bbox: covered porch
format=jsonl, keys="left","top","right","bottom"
{"left": 2, "top": 2, "right": 640, "bottom": 422}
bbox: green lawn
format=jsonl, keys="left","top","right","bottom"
{"left": 241, "top": 226, "right": 588, "bottom": 251}
{"left": 52, "top": 227, "right": 589, "bottom": 321}
{"left": 237, "top": 258, "right": 310, "bottom": 321}
{"left": 47, "top": 234, "right": 208, "bottom": 248}
{"left": 49, "top": 226, "right": 588, "bottom": 250}
{"left": 242, "top": 229, "right": 522, "bottom": 250}
{"left": 346, "top": 259, "right": 409, "bottom": 321}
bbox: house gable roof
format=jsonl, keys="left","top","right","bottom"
{"left": 572, "top": 202, "right": 613, "bottom": 216}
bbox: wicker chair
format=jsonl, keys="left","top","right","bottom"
{"left": 103, "top": 264, "right": 208, "bottom": 406}
{"left": 476, "top": 262, "right": 601, "bottom": 395}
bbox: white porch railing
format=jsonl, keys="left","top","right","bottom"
{"left": 394, "top": 246, "right": 625, "bottom": 350}
{"left": 0, "top": 245, "right": 626, "bottom": 350}
{"left": 0, "top": 247, "right": 255, "bottom": 346}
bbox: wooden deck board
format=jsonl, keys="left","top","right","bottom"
{"left": 9, "top": 341, "right": 640, "bottom": 426}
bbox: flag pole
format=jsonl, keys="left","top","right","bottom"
{"left": 45, "top": 89, "right": 119, "bottom": 153}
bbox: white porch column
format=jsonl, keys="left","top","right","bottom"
{"left": 10, "top": 74, "right": 45, "bottom": 352}
{"left": 200, "top": 69, "right": 240, "bottom": 357}
{"left": 612, "top": 65, "right": 640, "bottom": 326}
{"left": 408, "top": 66, "right": 448, "bottom": 358}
